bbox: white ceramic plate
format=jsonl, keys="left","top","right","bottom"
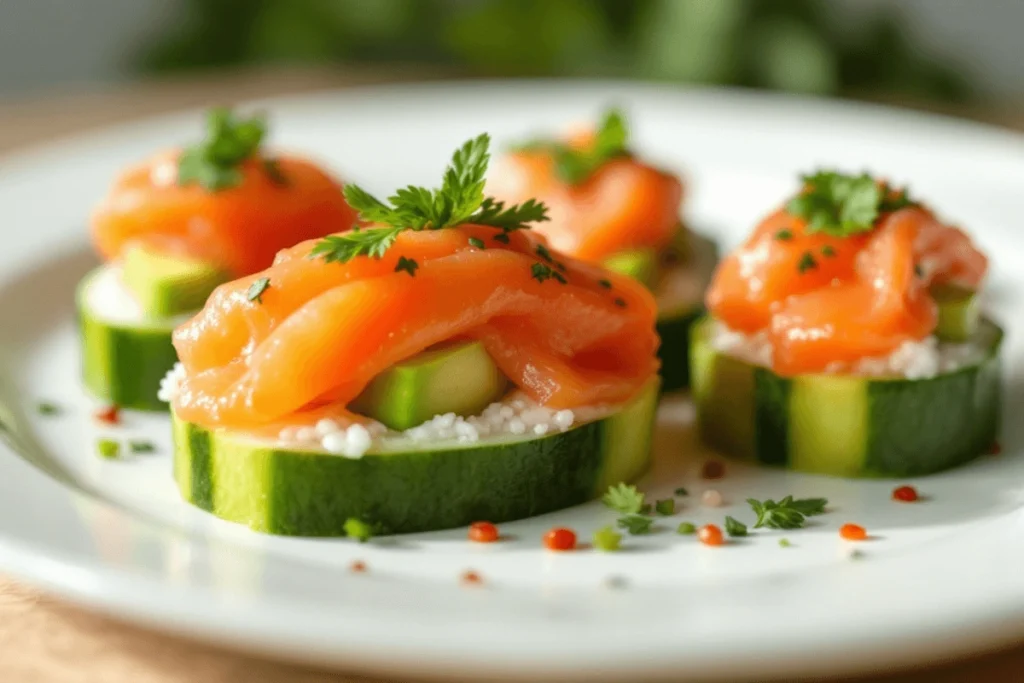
{"left": 1, "top": 81, "right": 1024, "bottom": 683}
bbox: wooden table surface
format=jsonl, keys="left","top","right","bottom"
{"left": 1, "top": 67, "right": 1022, "bottom": 683}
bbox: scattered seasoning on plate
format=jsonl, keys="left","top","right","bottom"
{"left": 700, "top": 460, "right": 725, "bottom": 480}
{"left": 96, "top": 438, "right": 120, "bottom": 460}
{"left": 36, "top": 401, "right": 61, "bottom": 416}
{"left": 592, "top": 526, "right": 622, "bottom": 552}
{"left": 344, "top": 518, "right": 373, "bottom": 543}
{"left": 778, "top": 538, "right": 791, "bottom": 548}
{"left": 892, "top": 485, "right": 919, "bottom": 503}
{"left": 724, "top": 516, "right": 748, "bottom": 537}
{"left": 94, "top": 405, "right": 121, "bottom": 426}
{"left": 655, "top": 498, "right": 675, "bottom": 516}
{"left": 698, "top": 524, "right": 724, "bottom": 547}
{"left": 701, "top": 489, "right": 723, "bottom": 507}
{"left": 676, "top": 522, "right": 696, "bottom": 535}
{"left": 839, "top": 523, "right": 867, "bottom": 541}
{"left": 543, "top": 527, "right": 577, "bottom": 551}
{"left": 468, "top": 521, "right": 499, "bottom": 543}
{"left": 616, "top": 515, "right": 653, "bottom": 535}
{"left": 461, "top": 570, "right": 483, "bottom": 586}
{"left": 674, "top": 487, "right": 688, "bottom": 496}
{"left": 350, "top": 560, "right": 367, "bottom": 573}
{"left": 128, "top": 440, "right": 156, "bottom": 454}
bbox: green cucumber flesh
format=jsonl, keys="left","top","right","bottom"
{"left": 350, "top": 340, "right": 507, "bottom": 431}
{"left": 78, "top": 265, "right": 188, "bottom": 411}
{"left": 931, "top": 283, "right": 979, "bottom": 342}
{"left": 690, "top": 316, "right": 1002, "bottom": 477}
{"left": 173, "top": 378, "right": 660, "bottom": 536}
{"left": 122, "top": 245, "right": 228, "bottom": 318}
{"left": 603, "top": 248, "right": 658, "bottom": 288}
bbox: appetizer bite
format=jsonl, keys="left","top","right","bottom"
{"left": 488, "top": 109, "right": 716, "bottom": 391}
{"left": 79, "top": 108, "right": 357, "bottom": 410}
{"left": 691, "top": 171, "right": 1001, "bottom": 477}
{"left": 163, "top": 134, "right": 661, "bottom": 536}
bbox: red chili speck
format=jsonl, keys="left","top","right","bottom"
{"left": 892, "top": 485, "right": 919, "bottom": 503}
{"left": 543, "top": 527, "right": 577, "bottom": 551}
{"left": 94, "top": 405, "right": 121, "bottom": 425}
{"left": 350, "top": 560, "right": 367, "bottom": 573}
{"left": 701, "top": 460, "right": 725, "bottom": 480}
{"left": 468, "top": 521, "right": 499, "bottom": 543}
{"left": 840, "top": 523, "right": 867, "bottom": 541}
{"left": 989, "top": 442, "right": 1002, "bottom": 456}
{"left": 698, "top": 524, "right": 724, "bottom": 547}
{"left": 461, "top": 570, "right": 483, "bottom": 585}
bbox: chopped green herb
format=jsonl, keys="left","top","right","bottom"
{"left": 674, "top": 487, "right": 688, "bottom": 496}
{"left": 344, "top": 518, "right": 373, "bottom": 543}
{"left": 880, "top": 188, "right": 916, "bottom": 212}
{"left": 774, "top": 229, "right": 794, "bottom": 241}
{"left": 639, "top": 503, "right": 653, "bottom": 516}
{"left": 395, "top": 256, "right": 418, "bottom": 277}
{"left": 311, "top": 134, "right": 547, "bottom": 265}
{"left": 129, "top": 440, "right": 156, "bottom": 454}
{"left": 468, "top": 237, "right": 485, "bottom": 249}
{"left": 821, "top": 245, "right": 836, "bottom": 258}
{"left": 655, "top": 498, "right": 675, "bottom": 516}
{"left": 552, "top": 270, "right": 568, "bottom": 285}
{"left": 602, "top": 482, "right": 645, "bottom": 515}
{"left": 36, "top": 402, "right": 60, "bottom": 416}
{"left": 262, "top": 157, "right": 289, "bottom": 186}
{"left": 914, "top": 264, "right": 924, "bottom": 278}
{"left": 531, "top": 263, "right": 554, "bottom": 283}
{"left": 724, "top": 516, "right": 748, "bottom": 537}
{"left": 797, "top": 251, "right": 818, "bottom": 274}
{"left": 493, "top": 233, "right": 510, "bottom": 244}
{"left": 515, "top": 108, "right": 630, "bottom": 184}
{"left": 178, "top": 107, "right": 268, "bottom": 192}
{"left": 535, "top": 244, "right": 554, "bottom": 262}
{"left": 614, "top": 298, "right": 627, "bottom": 308}
{"left": 247, "top": 277, "right": 271, "bottom": 303}
{"left": 787, "top": 170, "right": 916, "bottom": 238}
{"left": 778, "top": 538, "right": 791, "bottom": 548}
{"left": 97, "top": 438, "right": 120, "bottom": 460}
{"left": 593, "top": 526, "right": 623, "bottom": 552}
{"left": 747, "top": 496, "right": 828, "bottom": 530}
{"left": 598, "top": 279, "right": 612, "bottom": 289}
{"left": 676, "top": 522, "right": 697, "bottom": 535}
{"left": 617, "top": 515, "right": 654, "bottom": 535}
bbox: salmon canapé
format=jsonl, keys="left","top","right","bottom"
{"left": 90, "top": 109, "right": 356, "bottom": 275}
{"left": 170, "top": 135, "right": 660, "bottom": 431}
{"left": 707, "top": 172, "right": 988, "bottom": 376}
{"left": 487, "top": 109, "right": 683, "bottom": 261}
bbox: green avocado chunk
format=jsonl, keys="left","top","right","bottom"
{"left": 602, "top": 248, "right": 658, "bottom": 288}
{"left": 121, "top": 246, "right": 229, "bottom": 317}
{"left": 350, "top": 340, "right": 508, "bottom": 431}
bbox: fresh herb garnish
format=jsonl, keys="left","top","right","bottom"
{"left": 775, "top": 229, "right": 794, "bottom": 241}
{"left": 311, "top": 134, "right": 547, "bottom": 265}
{"left": 674, "top": 487, "right": 688, "bottom": 496}
{"left": 344, "top": 518, "right": 373, "bottom": 543}
{"left": 639, "top": 503, "right": 652, "bottom": 515}
{"left": 395, "top": 256, "right": 418, "bottom": 277}
{"left": 129, "top": 440, "right": 156, "bottom": 454}
{"left": 602, "top": 482, "right": 645, "bottom": 515}
{"left": 787, "top": 170, "right": 916, "bottom": 238}
{"left": 797, "top": 251, "right": 818, "bottom": 274}
{"left": 493, "top": 233, "right": 510, "bottom": 244}
{"left": 598, "top": 279, "right": 612, "bottom": 289}
{"left": 97, "top": 438, "right": 120, "bottom": 460}
{"left": 178, "top": 107, "right": 270, "bottom": 191}
{"left": 724, "top": 516, "right": 748, "bottom": 537}
{"left": 247, "top": 277, "right": 271, "bottom": 303}
{"left": 614, "top": 298, "right": 627, "bottom": 308}
{"left": 914, "top": 264, "right": 924, "bottom": 278}
{"left": 531, "top": 263, "right": 554, "bottom": 283}
{"left": 617, "top": 515, "right": 654, "bottom": 535}
{"left": 676, "top": 522, "right": 696, "bottom": 535}
{"left": 593, "top": 526, "right": 623, "bottom": 552}
{"left": 262, "top": 158, "right": 288, "bottom": 186}
{"left": 821, "top": 245, "right": 836, "bottom": 258}
{"left": 468, "top": 237, "right": 485, "bottom": 249}
{"left": 516, "top": 108, "right": 630, "bottom": 185}
{"left": 535, "top": 244, "right": 554, "bottom": 262}
{"left": 778, "top": 538, "right": 791, "bottom": 548}
{"left": 655, "top": 498, "right": 675, "bottom": 516}
{"left": 552, "top": 270, "right": 568, "bottom": 285}
{"left": 747, "top": 496, "right": 828, "bottom": 530}
{"left": 36, "top": 401, "right": 60, "bottom": 416}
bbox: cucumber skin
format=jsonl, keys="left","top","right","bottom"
{"left": 656, "top": 306, "right": 704, "bottom": 392}
{"left": 172, "top": 380, "right": 659, "bottom": 536}
{"left": 78, "top": 289, "right": 179, "bottom": 412}
{"left": 691, "top": 317, "right": 1003, "bottom": 477}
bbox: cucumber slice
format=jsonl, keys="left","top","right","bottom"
{"left": 931, "top": 283, "right": 979, "bottom": 342}
{"left": 350, "top": 340, "right": 508, "bottom": 431}
{"left": 172, "top": 378, "right": 660, "bottom": 536}
{"left": 690, "top": 316, "right": 1002, "bottom": 477}
{"left": 78, "top": 266, "right": 188, "bottom": 411}
{"left": 603, "top": 248, "right": 658, "bottom": 288}
{"left": 122, "top": 246, "right": 228, "bottom": 318}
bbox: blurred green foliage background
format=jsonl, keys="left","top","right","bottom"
{"left": 142, "top": 0, "right": 972, "bottom": 103}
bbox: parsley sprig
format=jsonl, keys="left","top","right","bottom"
{"left": 311, "top": 134, "right": 548, "bottom": 265}
{"left": 746, "top": 496, "right": 828, "bottom": 530}
{"left": 515, "top": 108, "right": 631, "bottom": 184}
{"left": 787, "top": 170, "right": 916, "bottom": 238}
{"left": 602, "top": 483, "right": 645, "bottom": 515}
{"left": 178, "top": 107, "right": 279, "bottom": 191}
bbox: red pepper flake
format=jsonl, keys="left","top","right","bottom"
{"left": 461, "top": 570, "right": 483, "bottom": 585}
{"left": 350, "top": 560, "right": 367, "bottom": 573}
{"left": 989, "top": 442, "right": 1002, "bottom": 456}
{"left": 543, "top": 527, "right": 577, "bottom": 551}
{"left": 697, "top": 524, "right": 724, "bottom": 547}
{"left": 94, "top": 405, "right": 121, "bottom": 426}
{"left": 701, "top": 460, "right": 725, "bottom": 480}
{"left": 468, "top": 521, "right": 499, "bottom": 543}
{"left": 892, "top": 485, "right": 919, "bottom": 503}
{"left": 839, "top": 523, "right": 868, "bottom": 541}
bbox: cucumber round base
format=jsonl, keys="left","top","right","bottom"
{"left": 172, "top": 378, "right": 660, "bottom": 536}
{"left": 690, "top": 317, "right": 1003, "bottom": 477}
{"left": 655, "top": 307, "right": 704, "bottom": 392}
{"left": 78, "top": 267, "right": 185, "bottom": 411}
